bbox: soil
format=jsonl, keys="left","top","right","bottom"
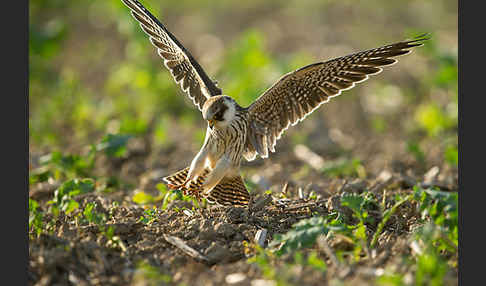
{"left": 29, "top": 121, "right": 458, "bottom": 285}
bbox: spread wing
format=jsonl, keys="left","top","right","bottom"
{"left": 244, "top": 34, "right": 429, "bottom": 161}
{"left": 121, "top": 0, "right": 222, "bottom": 111}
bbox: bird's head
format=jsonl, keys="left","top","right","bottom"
{"left": 202, "top": 95, "right": 237, "bottom": 129}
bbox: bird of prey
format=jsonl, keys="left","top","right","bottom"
{"left": 121, "top": 0, "right": 428, "bottom": 207}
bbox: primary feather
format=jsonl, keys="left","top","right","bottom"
{"left": 121, "top": 0, "right": 222, "bottom": 110}
{"left": 244, "top": 35, "right": 429, "bottom": 161}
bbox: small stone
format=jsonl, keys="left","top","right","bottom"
{"left": 251, "top": 279, "right": 276, "bottom": 286}
{"left": 342, "top": 178, "right": 367, "bottom": 194}
{"left": 187, "top": 218, "right": 200, "bottom": 231}
{"left": 255, "top": 229, "right": 267, "bottom": 247}
{"left": 226, "top": 207, "right": 248, "bottom": 224}
{"left": 215, "top": 223, "right": 236, "bottom": 239}
{"left": 233, "top": 233, "right": 245, "bottom": 241}
{"left": 226, "top": 273, "right": 246, "bottom": 284}
{"left": 199, "top": 220, "right": 217, "bottom": 241}
{"left": 424, "top": 166, "right": 440, "bottom": 184}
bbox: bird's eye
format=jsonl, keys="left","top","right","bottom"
{"left": 214, "top": 110, "right": 225, "bottom": 121}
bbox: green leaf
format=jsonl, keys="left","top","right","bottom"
{"left": 97, "top": 133, "right": 132, "bottom": 157}
{"left": 63, "top": 199, "right": 79, "bottom": 214}
{"left": 322, "top": 158, "right": 364, "bottom": 178}
{"left": 29, "top": 169, "right": 52, "bottom": 185}
{"left": 270, "top": 216, "right": 329, "bottom": 255}
{"left": 132, "top": 191, "right": 154, "bottom": 204}
{"left": 307, "top": 252, "right": 327, "bottom": 273}
{"left": 83, "top": 202, "right": 106, "bottom": 225}
{"left": 104, "top": 225, "right": 115, "bottom": 240}
{"left": 29, "top": 199, "right": 44, "bottom": 236}
{"left": 414, "top": 103, "right": 454, "bottom": 137}
{"left": 29, "top": 198, "right": 39, "bottom": 213}
{"left": 444, "top": 145, "right": 458, "bottom": 166}
{"left": 406, "top": 141, "right": 426, "bottom": 164}
{"left": 55, "top": 178, "right": 95, "bottom": 201}
{"left": 340, "top": 193, "right": 365, "bottom": 215}
{"left": 48, "top": 178, "right": 94, "bottom": 216}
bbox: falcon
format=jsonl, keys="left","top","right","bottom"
{"left": 121, "top": 0, "right": 429, "bottom": 207}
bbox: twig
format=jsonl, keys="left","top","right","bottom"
{"left": 338, "top": 179, "right": 349, "bottom": 193}
{"left": 370, "top": 194, "right": 412, "bottom": 248}
{"left": 163, "top": 234, "right": 209, "bottom": 262}
{"left": 317, "top": 235, "right": 340, "bottom": 267}
{"left": 298, "top": 187, "right": 305, "bottom": 199}
{"left": 317, "top": 235, "right": 353, "bottom": 279}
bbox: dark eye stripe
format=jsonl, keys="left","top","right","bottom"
{"left": 214, "top": 110, "right": 224, "bottom": 121}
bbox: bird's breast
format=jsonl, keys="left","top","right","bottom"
{"left": 207, "top": 116, "right": 248, "bottom": 164}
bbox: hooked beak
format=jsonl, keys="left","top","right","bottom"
{"left": 208, "top": 119, "right": 215, "bottom": 129}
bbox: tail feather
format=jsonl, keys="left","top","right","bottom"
{"left": 163, "top": 167, "right": 209, "bottom": 197}
{"left": 207, "top": 175, "right": 250, "bottom": 207}
{"left": 163, "top": 168, "right": 250, "bottom": 207}
{"left": 162, "top": 167, "right": 190, "bottom": 186}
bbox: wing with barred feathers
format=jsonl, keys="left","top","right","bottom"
{"left": 121, "top": 0, "right": 222, "bottom": 111}
{"left": 244, "top": 34, "right": 429, "bottom": 161}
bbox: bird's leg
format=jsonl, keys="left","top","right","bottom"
{"left": 201, "top": 157, "right": 231, "bottom": 195}
{"left": 184, "top": 146, "right": 208, "bottom": 188}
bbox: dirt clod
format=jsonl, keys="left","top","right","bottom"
{"left": 205, "top": 242, "right": 234, "bottom": 264}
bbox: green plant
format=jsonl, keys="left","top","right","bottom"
{"left": 248, "top": 244, "right": 328, "bottom": 286}
{"left": 269, "top": 216, "right": 330, "bottom": 255}
{"left": 340, "top": 192, "right": 377, "bottom": 224}
{"left": 414, "top": 103, "right": 455, "bottom": 137}
{"left": 38, "top": 149, "right": 96, "bottom": 179}
{"left": 29, "top": 168, "right": 52, "bottom": 185}
{"left": 133, "top": 260, "right": 172, "bottom": 286}
{"left": 48, "top": 178, "right": 95, "bottom": 216}
{"left": 30, "top": 133, "right": 132, "bottom": 187}
{"left": 374, "top": 187, "right": 458, "bottom": 285}
{"left": 269, "top": 192, "right": 379, "bottom": 260}
{"left": 413, "top": 186, "right": 458, "bottom": 255}
{"left": 339, "top": 192, "right": 380, "bottom": 261}
{"left": 29, "top": 199, "right": 44, "bottom": 237}
{"left": 83, "top": 202, "right": 106, "bottom": 225}
{"left": 444, "top": 144, "right": 458, "bottom": 166}
{"left": 132, "top": 183, "right": 204, "bottom": 209}
{"left": 96, "top": 133, "right": 133, "bottom": 157}
{"left": 306, "top": 251, "right": 328, "bottom": 274}
{"left": 132, "top": 190, "right": 159, "bottom": 205}
{"left": 322, "top": 158, "right": 366, "bottom": 178}
{"left": 370, "top": 193, "right": 412, "bottom": 248}
{"left": 82, "top": 202, "right": 124, "bottom": 250}
{"left": 406, "top": 140, "right": 426, "bottom": 164}
{"left": 138, "top": 206, "right": 159, "bottom": 225}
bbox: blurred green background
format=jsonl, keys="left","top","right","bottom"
{"left": 29, "top": 0, "right": 457, "bottom": 175}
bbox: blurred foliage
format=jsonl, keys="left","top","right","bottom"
{"left": 322, "top": 158, "right": 367, "bottom": 179}
{"left": 29, "top": 133, "right": 132, "bottom": 189}
{"left": 133, "top": 260, "right": 173, "bottom": 286}
{"left": 30, "top": 0, "right": 457, "bottom": 160}
{"left": 132, "top": 182, "right": 204, "bottom": 210}
{"left": 96, "top": 133, "right": 133, "bottom": 157}
{"left": 269, "top": 216, "right": 330, "bottom": 256}
{"left": 48, "top": 178, "right": 95, "bottom": 216}
{"left": 29, "top": 199, "right": 44, "bottom": 237}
